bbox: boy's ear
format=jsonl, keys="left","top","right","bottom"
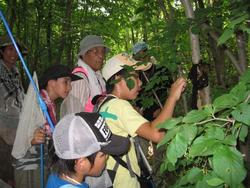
{"left": 75, "top": 158, "right": 87, "bottom": 171}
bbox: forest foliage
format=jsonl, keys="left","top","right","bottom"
{"left": 0, "top": 0, "right": 250, "bottom": 187}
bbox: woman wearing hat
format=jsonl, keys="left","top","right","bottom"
{"left": 0, "top": 35, "right": 27, "bottom": 187}
{"left": 60, "top": 35, "right": 110, "bottom": 116}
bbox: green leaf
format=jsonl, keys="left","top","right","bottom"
{"left": 213, "top": 146, "right": 246, "bottom": 187}
{"left": 217, "top": 29, "right": 234, "bottom": 46}
{"left": 231, "top": 103, "right": 250, "bottom": 126}
{"left": 179, "top": 167, "right": 203, "bottom": 185}
{"left": 157, "top": 117, "right": 183, "bottom": 130}
{"left": 187, "top": 167, "right": 203, "bottom": 184}
{"left": 222, "top": 135, "right": 237, "bottom": 146}
{"left": 230, "top": 82, "right": 247, "bottom": 103}
{"left": 239, "top": 125, "right": 248, "bottom": 142}
{"left": 157, "top": 126, "right": 180, "bottom": 148}
{"left": 205, "top": 126, "right": 225, "bottom": 140}
{"left": 206, "top": 177, "right": 224, "bottom": 186}
{"left": 240, "top": 68, "right": 250, "bottom": 84}
{"left": 195, "top": 172, "right": 222, "bottom": 188}
{"left": 180, "top": 124, "right": 198, "bottom": 145}
{"left": 126, "top": 78, "right": 135, "bottom": 90}
{"left": 242, "top": 25, "right": 250, "bottom": 34}
{"left": 189, "top": 137, "right": 221, "bottom": 157}
{"left": 202, "top": 104, "right": 214, "bottom": 116}
{"left": 228, "top": 13, "right": 249, "bottom": 29}
{"left": 213, "top": 94, "right": 238, "bottom": 112}
{"left": 167, "top": 133, "right": 188, "bottom": 165}
{"left": 183, "top": 110, "right": 208, "bottom": 124}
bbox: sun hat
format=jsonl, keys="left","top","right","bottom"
{"left": 53, "top": 112, "right": 130, "bottom": 159}
{"left": 0, "top": 35, "right": 28, "bottom": 55}
{"left": 78, "top": 35, "right": 110, "bottom": 56}
{"left": 132, "top": 41, "right": 148, "bottom": 55}
{"left": 39, "top": 64, "right": 81, "bottom": 89}
{"left": 102, "top": 53, "right": 152, "bottom": 81}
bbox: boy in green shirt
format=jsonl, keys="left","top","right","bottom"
{"left": 100, "top": 53, "right": 186, "bottom": 188}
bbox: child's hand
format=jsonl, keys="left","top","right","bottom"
{"left": 31, "top": 128, "right": 46, "bottom": 145}
{"left": 168, "top": 77, "right": 186, "bottom": 101}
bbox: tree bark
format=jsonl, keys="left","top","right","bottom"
{"left": 236, "top": 30, "right": 248, "bottom": 72}
{"left": 33, "top": 0, "right": 44, "bottom": 72}
{"left": 6, "top": 0, "right": 16, "bottom": 29}
{"left": 46, "top": 2, "right": 52, "bottom": 66}
{"left": 201, "top": 23, "right": 244, "bottom": 75}
{"left": 208, "top": 34, "right": 226, "bottom": 87}
{"left": 181, "top": 0, "right": 211, "bottom": 108}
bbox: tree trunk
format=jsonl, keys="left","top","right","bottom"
{"left": 201, "top": 23, "right": 244, "bottom": 75}
{"left": 65, "top": 0, "right": 73, "bottom": 67}
{"left": 236, "top": 30, "right": 248, "bottom": 72}
{"left": 6, "top": 0, "right": 16, "bottom": 29}
{"left": 46, "top": 2, "right": 52, "bottom": 67}
{"left": 55, "top": 0, "right": 72, "bottom": 65}
{"left": 181, "top": 0, "right": 211, "bottom": 108}
{"left": 208, "top": 34, "right": 226, "bottom": 87}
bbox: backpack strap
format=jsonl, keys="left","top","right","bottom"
{"left": 111, "top": 155, "right": 139, "bottom": 178}
{"left": 92, "top": 95, "right": 116, "bottom": 112}
{"left": 72, "top": 66, "right": 88, "bottom": 79}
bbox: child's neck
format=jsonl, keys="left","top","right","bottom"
{"left": 45, "top": 87, "right": 57, "bottom": 102}
{"left": 62, "top": 173, "right": 83, "bottom": 185}
{"left": 111, "top": 90, "right": 122, "bottom": 99}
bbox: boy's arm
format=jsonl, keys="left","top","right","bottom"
{"left": 151, "top": 77, "right": 186, "bottom": 127}
{"left": 136, "top": 77, "right": 186, "bottom": 143}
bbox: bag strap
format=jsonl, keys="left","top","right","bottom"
{"left": 92, "top": 94, "right": 116, "bottom": 112}
{"left": 112, "top": 155, "right": 140, "bottom": 179}
{"left": 72, "top": 66, "right": 88, "bottom": 79}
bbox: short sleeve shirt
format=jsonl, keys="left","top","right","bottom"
{"left": 100, "top": 98, "right": 148, "bottom": 188}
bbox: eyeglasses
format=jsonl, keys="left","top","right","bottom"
{"left": 87, "top": 47, "right": 106, "bottom": 57}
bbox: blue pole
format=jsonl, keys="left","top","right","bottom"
{"left": 0, "top": 10, "right": 55, "bottom": 188}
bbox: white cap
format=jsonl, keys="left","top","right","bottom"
{"left": 53, "top": 112, "right": 130, "bottom": 159}
{"left": 102, "top": 53, "right": 152, "bottom": 81}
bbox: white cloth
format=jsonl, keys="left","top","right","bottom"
{"left": 12, "top": 72, "right": 46, "bottom": 159}
{"left": 60, "top": 59, "right": 106, "bottom": 118}
{"left": 85, "top": 169, "right": 112, "bottom": 188}
{"left": 77, "top": 59, "right": 106, "bottom": 98}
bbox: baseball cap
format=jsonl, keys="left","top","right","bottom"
{"left": 102, "top": 53, "right": 152, "bottom": 81}
{"left": 0, "top": 35, "right": 28, "bottom": 55}
{"left": 39, "top": 64, "right": 81, "bottom": 89}
{"left": 132, "top": 41, "right": 148, "bottom": 55}
{"left": 78, "top": 35, "right": 110, "bottom": 56}
{"left": 53, "top": 112, "right": 130, "bottom": 159}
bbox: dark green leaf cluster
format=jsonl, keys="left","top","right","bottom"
{"left": 157, "top": 69, "right": 250, "bottom": 187}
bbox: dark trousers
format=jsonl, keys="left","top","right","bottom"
{"left": 0, "top": 137, "right": 14, "bottom": 187}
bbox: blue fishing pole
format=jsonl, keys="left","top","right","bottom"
{"left": 0, "top": 10, "right": 55, "bottom": 188}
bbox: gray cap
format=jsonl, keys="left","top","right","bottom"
{"left": 53, "top": 112, "right": 130, "bottom": 159}
{"left": 78, "top": 35, "right": 110, "bottom": 56}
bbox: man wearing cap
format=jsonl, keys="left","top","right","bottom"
{"left": 60, "top": 35, "right": 109, "bottom": 116}
{"left": 0, "top": 35, "right": 27, "bottom": 186}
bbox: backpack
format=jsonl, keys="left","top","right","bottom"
{"left": 92, "top": 95, "right": 156, "bottom": 188}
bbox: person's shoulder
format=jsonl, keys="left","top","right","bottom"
{"left": 108, "top": 98, "right": 131, "bottom": 106}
